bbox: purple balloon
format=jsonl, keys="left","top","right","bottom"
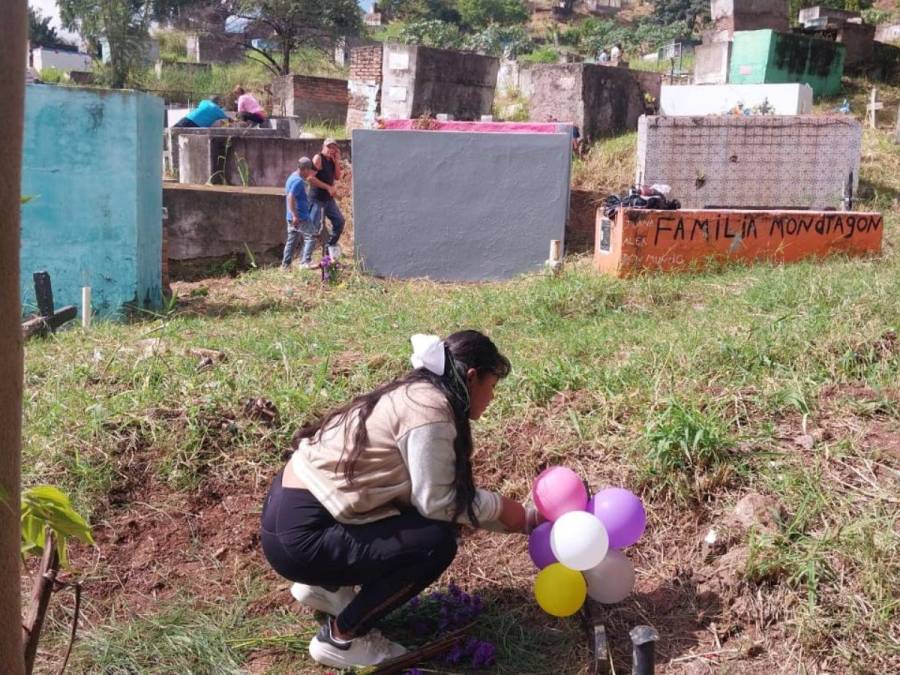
{"left": 528, "top": 522, "right": 558, "bottom": 569}
{"left": 587, "top": 488, "right": 646, "bottom": 549}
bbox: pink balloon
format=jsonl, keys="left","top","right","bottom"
{"left": 587, "top": 488, "right": 646, "bottom": 549}
{"left": 532, "top": 466, "right": 588, "bottom": 522}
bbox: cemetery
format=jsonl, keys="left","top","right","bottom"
{"left": 4, "top": 0, "right": 899, "bottom": 673}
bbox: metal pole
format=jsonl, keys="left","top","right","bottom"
{"left": 630, "top": 625, "right": 659, "bottom": 675}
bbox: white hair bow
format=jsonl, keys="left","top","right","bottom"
{"left": 410, "top": 334, "right": 445, "bottom": 375}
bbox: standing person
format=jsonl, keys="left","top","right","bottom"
{"left": 260, "top": 331, "right": 539, "bottom": 668}
{"left": 610, "top": 43, "right": 622, "bottom": 63}
{"left": 172, "top": 96, "right": 229, "bottom": 128}
{"left": 233, "top": 86, "right": 267, "bottom": 127}
{"left": 310, "top": 139, "right": 346, "bottom": 260}
{"left": 282, "top": 157, "right": 317, "bottom": 270}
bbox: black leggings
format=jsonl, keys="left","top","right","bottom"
{"left": 172, "top": 117, "right": 198, "bottom": 128}
{"left": 239, "top": 111, "right": 267, "bottom": 127}
{"left": 260, "top": 471, "right": 458, "bottom": 637}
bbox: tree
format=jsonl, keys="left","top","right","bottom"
{"left": 58, "top": 0, "right": 155, "bottom": 88}
{"left": 457, "top": 0, "right": 528, "bottom": 30}
{"left": 649, "top": 0, "right": 709, "bottom": 29}
{"left": 380, "top": 0, "right": 461, "bottom": 23}
{"left": 228, "top": 0, "right": 363, "bottom": 76}
{"left": 28, "top": 6, "right": 75, "bottom": 49}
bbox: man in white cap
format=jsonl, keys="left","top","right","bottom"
{"left": 311, "top": 138, "right": 346, "bottom": 260}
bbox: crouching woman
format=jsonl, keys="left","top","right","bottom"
{"left": 260, "top": 330, "right": 534, "bottom": 668}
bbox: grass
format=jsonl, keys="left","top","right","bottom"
{"left": 20, "top": 90, "right": 900, "bottom": 673}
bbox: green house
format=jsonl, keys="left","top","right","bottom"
{"left": 728, "top": 29, "right": 845, "bottom": 97}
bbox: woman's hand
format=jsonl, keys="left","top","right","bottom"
{"left": 498, "top": 496, "right": 527, "bottom": 533}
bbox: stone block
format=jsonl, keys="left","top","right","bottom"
{"left": 529, "top": 63, "right": 656, "bottom": 140}
{"left": 271, "top": 74, "right": 349, "bottom": 124}
{"left": 595, "top": 208, "right": 883, "bottom": 277}
{"left": 636, "top": 115, "right": 862, "bottom": 210}
{"left": 164, "top": 183, "right": 285, "bottom": 279}
{"left": 352, "top": 129, "right": 571, "bottom": 281}
{"left": 660, "top": 83, "right": 813, "bottom": 115}
{"left": 21, "top": 85, "right": 163, "bottom": 317}
{"left": 694, "top": 42, "right": 732, "bottom": 84}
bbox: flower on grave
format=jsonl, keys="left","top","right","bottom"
{"left": 320, "top": 255, "right": 340, "bottom": 283}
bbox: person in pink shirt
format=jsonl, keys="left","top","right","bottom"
{"left": 233, "top": 86, "right": 267, "bottom": 127}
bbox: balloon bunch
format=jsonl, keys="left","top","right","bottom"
{"left": 528, "top": 467, "right": 646, "bottom": 617}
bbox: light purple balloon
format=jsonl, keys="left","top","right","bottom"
{"left": 528, "top": 521, "right": 558, "bottom": 569}
{"left": 587, "top": 488, "right": 646, "bottom": 549}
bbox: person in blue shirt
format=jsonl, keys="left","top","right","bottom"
{"left": 282, "top": 157, "right": 320, "bottom": 270}
{"left": 173, "top": 96, "right": 229, "bottom": 128}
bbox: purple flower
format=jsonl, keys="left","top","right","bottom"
{"left": 408, "top": 595, "right": 420, "bottom": 609}
{"left": 445, "top": 640, "right": 465, "bottom": 665}
{"left": 472, "top": 641, "right": 496, "bottom": 668}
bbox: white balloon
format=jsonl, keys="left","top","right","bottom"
{"left": 550, "top": 511, "right": 609, "bottom": 571}
{"left": 583, "top": 549, "right": 635, "bottom": 604}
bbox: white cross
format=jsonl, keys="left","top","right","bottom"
{"left": 867, "top": 88, "right": 884, "bottom": 129}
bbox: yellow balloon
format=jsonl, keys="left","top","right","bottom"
{"left": 534, "top": 563, "right": 587, "bottom": 617}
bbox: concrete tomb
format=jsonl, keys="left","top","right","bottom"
{"left": 352, "top": 127, "right": 571, "bottom": 281}
{"left": 528, "top": 63, "right": 660, "bottom": 141}
{"left": 729, "top": 29, "right": 845, "bottom": 97}
{"left": 636, "top": 115, "right": 862, "bottom": 211}
{"left": 164, "top": 184, "right": 285, "bottom": 280}
{"left": 594, "top": 208, "right": 883, "bottom": 277}
{"left": 21, "top": 85, "right": 163, "bottom": 317}
{"left": 176, "top": 132, "right": 351, "bottom": 187}
{"left": 693, "top": 42, "right": 732, "bottom": 84}
{"left": 271, "top": 74, "right": 349, "bottom": 125}
{"left": 710, "top": 0, "right": 790, "bottom": 43}
{"left": 380, "top": 44, "right": 499, "bottom": 121}
{"left": 659, "top": 83, "right": 813, "bottom": 115}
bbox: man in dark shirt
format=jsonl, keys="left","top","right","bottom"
{"left": 311, "top": 139, "right": 346, "bottom": 260}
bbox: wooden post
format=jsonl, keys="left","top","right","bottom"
{"left": 867, "top": 88, "right": 883, "bottom": 129}
{"left": 22, "top": 533, "right": 59, "bottom": 675}
{"left": 0, "top": 2, "right": 27, "bottom": 673}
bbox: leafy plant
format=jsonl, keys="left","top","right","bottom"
{"left": 21, "top": 485, "right": 93, "bottom": 566}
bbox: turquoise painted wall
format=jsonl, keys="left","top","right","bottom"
{"left": 21, "top": 85, "right": 164, "bottom": 318}
{"left": 729, "top": 30, "right": 845, "bottom": 97}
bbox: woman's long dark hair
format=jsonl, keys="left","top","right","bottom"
{"left": 292, "top": 330, "right": 511, "bottom": 525}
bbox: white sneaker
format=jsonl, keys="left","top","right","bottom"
{"left": 327, "top": 245, "right": 342, "bottom": 260}
{"left": 308, "top": 621, "right": 407, "bottom": 668}
{"left": 290, "top": 583, "right": 356, "bottom": 616}
{"left": 298, "top": 261, "right": 319, "bottom": 270}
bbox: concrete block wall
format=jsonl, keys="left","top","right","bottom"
{"left": 636, "top": 115, "right": 862, "bottom": 210}
{"left": 21, "top": 84, "right": 163, "bottom": 317}
{"left": 710, "top": 0, "right": 790, "bottom": 42}
{"left": 352, "top": 129, "right": 571, "bottom": 281}
{"left": 164, "top": 183, "right": 285, "bottom": 279}
{"left": 178, "top": 134, "right": 351, "bottom": 187}
{"left": 381, "top": 44, "right": 499, "bottom": 121}
{"left": 271, "top": 74, "right": 349, "bottom": 124}
{"left": 347, "top": 45, "right": 383, "bottom": 130}
{"left": 529, "top": 64, "right": 656, "bottom": 141}
{"left": 185, "top": 32, "right": 244, "bottom": 63}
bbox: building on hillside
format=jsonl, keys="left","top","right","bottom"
{"left": 30, "top": 47, "right": 92, "bottom": 73}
